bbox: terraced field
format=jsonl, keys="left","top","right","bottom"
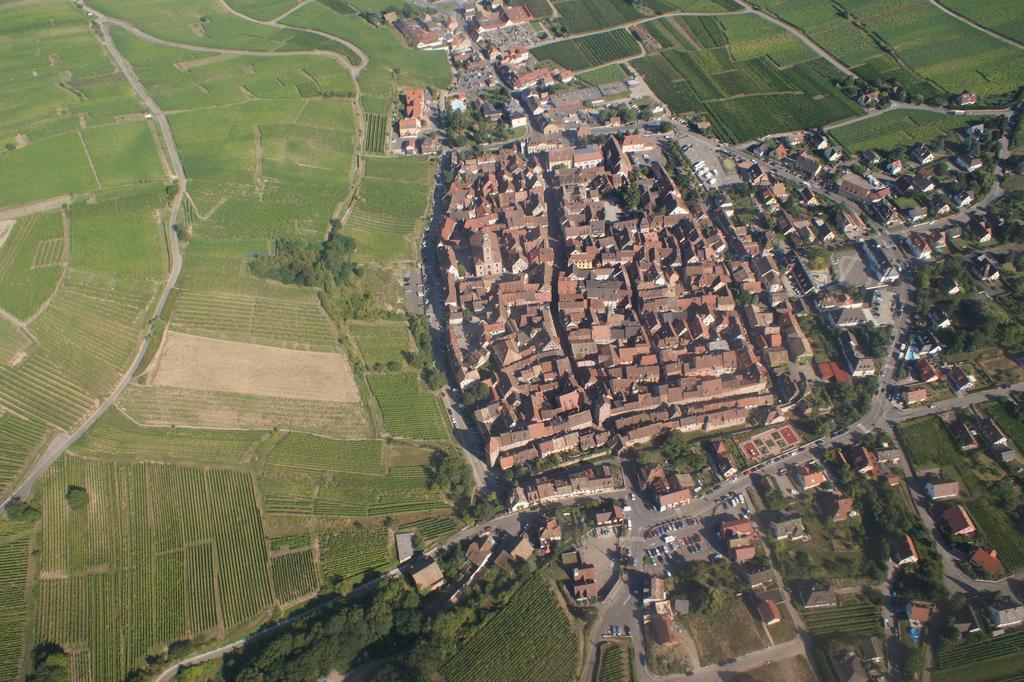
{"left": 802, "top": 603, "right": 881, "bottom": 636}
{"left": 262, "top": 432, "right": 385, "bottom": 478}
{"left": 170, "top": 290, "right": 339, "bottom": 351}
{"left": 632, "top": 14, "right": 861, "bottom": 141}
{"left": 833, "top": 0, "right": 1024, "bottom": 98}
{"left": 533, "top": 29, "right": 642, "bottom": 71}
{"left": 829, "top": 110, "right": 973, "bottom": 152}
{"left": 344, "top": 157, "right": 434, "bottom": 263}
{"left": 271, "top": 549, "right": 319, "bottom": 603}
{"left": 552, "top": 0, "right": 642, "bottom": 34}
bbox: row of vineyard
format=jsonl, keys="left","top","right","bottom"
{"left": 31, "top": 456, "right": 276, "bottom": 681}
{"left": 0, "top": 536, "right": 30, "bottom": 681}
{"left": 440, "top": 574, "right": 579, "bottom": 682}
{"left": 319, "top": 528, "right": 393, "bottom": 582}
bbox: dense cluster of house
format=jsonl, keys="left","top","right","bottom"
{"left": 754, "top": 124, "right": 991, "bottom": 232}
{"left": 438, "top": 142, "right": 807, "bottom": 468}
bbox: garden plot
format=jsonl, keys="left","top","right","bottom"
{"left": 151, "top": 331, "right": 360, "bottom": 402}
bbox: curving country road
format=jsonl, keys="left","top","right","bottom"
{"left": 215, "top": 0, "right": 370, "bottom": 74}
{"left": 1, "top": 9, "right": 186, "bottom": 508}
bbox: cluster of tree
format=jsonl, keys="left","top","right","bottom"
{"left": 65, "top": 485, "right": 88, "bottom": 511}
{"left": 461, "top": 381, "right": 492, "bottom": 411}
{"left": 669, "top": 560, "right": 743, "bottom": 615}
{"left": 799, "top": 377, "right": 877, "bottom": 437}
{"left": 833, "top": 465, "right": 946, "bottom": 601}
{"left": 222, "top": 578, "right": 427, "bottom": 681}
{"left": 991, "top": 191, "right": 1024, "bottom": 242}
{"left": 426, "top": 449, "right": 503, "bottom": 522}
{"left": 4, "top": 498, "right": 39, "bottom": 523}
{"left": 941, "top": 298, "right": 1023, "bottom": 354}
{"left": 662, "top": 140, "right": 702, "bottom": 204}
{"left": 26, "top": 643, "right": 68, "bottom": 682}
{"left": 635, "top": 431, "right": 708, "bottom": 474}
{"left": 250, "top": 230, "right": 360, "bottom": 289}
{"left": 620, "top": 172, "right": 641, "bottom": 212}
{"left": 445, "top": 102, "right": 515, "bottom": 148}
{"left": 849, "top": 323, "right": 892, "bottom": 359}
{"left": 596, "top": 103, "right": 654, "bottom": 125}
{"left": 405, "top": 315, "right": 446, "bottom": 389}
{"left": 224, "top": 547, "right": 551, "bottom": 681}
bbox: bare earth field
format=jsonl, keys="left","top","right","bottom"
{"left": 151, "top": 330, "right": 360, "bottom": 402}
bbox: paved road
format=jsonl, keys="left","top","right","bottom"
{"left": 2, "top": 11, "right": 185, "bottom": 508}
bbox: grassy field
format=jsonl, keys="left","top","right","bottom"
{"left": 441, "top": 574, "right": 580, "bottom": 682}
{"left": 580, "top": 63, "right": 631, "bottom": 86}
{"left": 73, "top": 408, "right": 265, "bottom": 465}
{"left": 682, "top": 598, "right": 769, "bottom": 666}
{"left": 349, "top": 320, "right": 415, "bottom": 369}
{"left": 830, "top": 110, "right": 973, "bottom": 152}
{"left": 533, "top": 29, "right": 641, "bottom": 71}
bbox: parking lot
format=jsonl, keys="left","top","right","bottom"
{"left": 676, "top": 131, "right": 739, "bottom": 186}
